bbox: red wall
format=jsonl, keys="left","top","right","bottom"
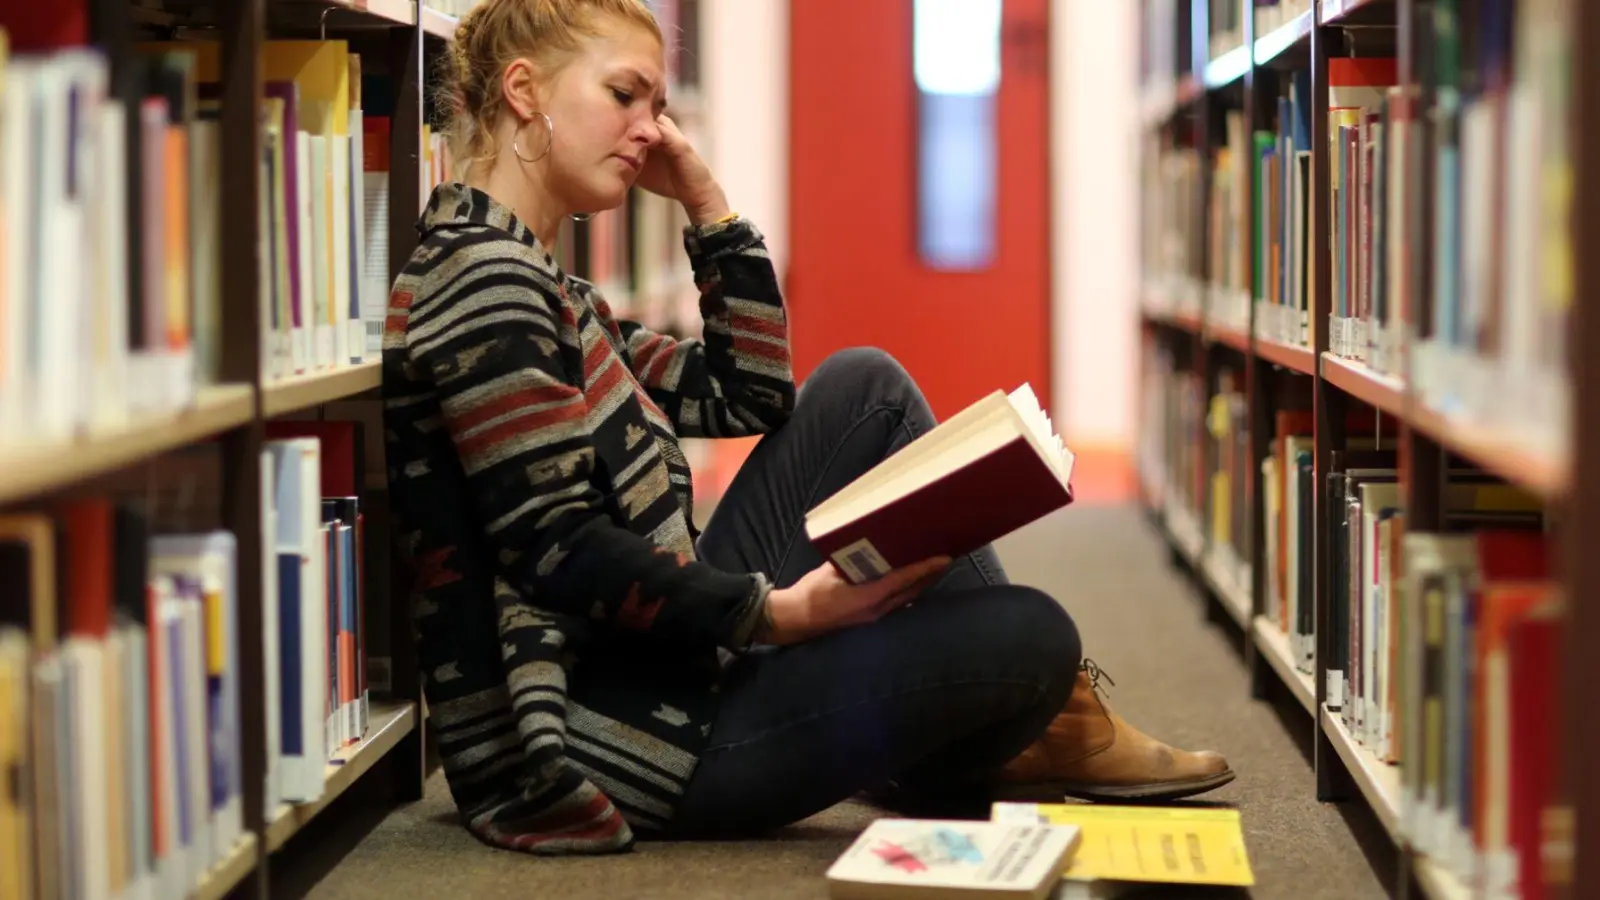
{"left": 787, "top": 0, "right": 1052, "bottom": 422}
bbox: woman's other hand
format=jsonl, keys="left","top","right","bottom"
{"left": 757, "top": 556, "right": 953, "bottom": 646}
{"left": 636, "top": 113, "right": 731, "bottom": 224}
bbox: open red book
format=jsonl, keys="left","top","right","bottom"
{"left": 805, "top": 384, "right": 1076, "bottom": 584}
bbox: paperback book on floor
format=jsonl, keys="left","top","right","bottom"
{"left": 826, "top": 817, "right": 1082, "bottom": 899}
{"left": 804, "top": 384, "right": 1075, "bottom": 584}
{"left": 990, "top": 802, "right": 1256, "bottom": 898}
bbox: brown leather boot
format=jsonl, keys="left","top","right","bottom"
{"left": 992, "top": 660, "right": 1235, "bottom": 803}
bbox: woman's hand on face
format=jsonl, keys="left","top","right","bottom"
{"left": 757, "top": 556, "right": 952, "bottom": 646}
{"left": 636, "top": 113, "right": 731, "bottom": 225}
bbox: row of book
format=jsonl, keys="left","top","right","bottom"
{"left": 1137, "top": 338, "right": 1206, "bottom": 535}
{"left": 0, "top": 20, "right": 712, "bottom": 456}
{"left": 0, "top": 507, "right": 246, "bottom": 900}
{"left": 1139, "top": 130, "right": 1206, "bottom": 321}
{"left": 1141, "top": 356, "right": 1564, "bottom": 899}
{"left": 1139, "top": 0, "right": 1193, "bottom": 99}
{"left": 1205, "top": 363, "right": 1250, "bottom": 594}
{"left": 1254, "top": 0, "right": 1314, "bottom": 34}
{"left": 423, "top": 0, "right": 486, "bottom": 16}
{"left": 1170, "top": 0, "right": 1575, "bottom": 454}
{"left": 1262, "top": 414, "right": 1558, "bottom": 898}
{"left": 0, "top": 35, "right": 223, "bottom": 447}
{"left": 0, "top": 424, "right": 377, "bottom": 900}
{"left": 1208, "top": 0, "right": 1245, "bottom": 59}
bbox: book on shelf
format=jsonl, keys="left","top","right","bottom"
{"left": 803, "top": 385, "right": 1074, "bottom": 585}
{"left": 0, "top": 34, "right": 225, "bottom": 449}
{"left": 990, "top": 802, "right": 1256, "bottom": 898}
{"left": 825, "top": 817, "right": 1081, "bottom": 900}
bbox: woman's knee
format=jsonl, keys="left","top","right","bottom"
{"left": 804, "top": 347, "right": 925, "bottom": 408}
{"left": 986, "top": 587, "right": 1081, "bottom": 701}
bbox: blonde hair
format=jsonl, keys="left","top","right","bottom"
{"left": 440, "top": 0, "right": 664, "bottom": 178}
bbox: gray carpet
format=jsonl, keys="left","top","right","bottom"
{"left": 274, "top": 505, "right": 1393, "bottom": 899}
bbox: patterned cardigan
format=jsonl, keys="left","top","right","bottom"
{"left": 382, "top": 182, "right": 795, "bottom": 854}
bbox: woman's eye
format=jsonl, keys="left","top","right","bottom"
{"left": 611, "top": 89, "right": 632, "bottom": 105}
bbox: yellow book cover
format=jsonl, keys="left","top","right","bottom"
{"left": 991, "top": 803, "right": 1255, "bottom": 889}
{"left": 0, "top": 632, "right": 30, "bottom": 900}
{"left": 262, "top": 41, "right": 350, "bottom": 136}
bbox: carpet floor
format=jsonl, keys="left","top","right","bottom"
{"left": 271, "top": 505, "right": 1395, "bottom": 899}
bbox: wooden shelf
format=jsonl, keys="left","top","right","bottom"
{"left": 1163, "top": 502, "right": 1205, "bottom": 567}
{"left": 1201, "top": 549, "right": 1250, "bottom": 627}
{"left": 1320, "top": 353, "right": 1406, "bottom": 419}
{"left": 1256, "top": 339, "right": 1316, "bottom": 375}
{"left": 421, "top": 5, "right": 458, "bottom": 38}
{"left": 1408, "top": 403, "right": 1570, "bottom": 501}
{"left": 1413, "top": 855, "right": 1473, "bottom": 900}
{"left": 1252, "top": 617, "right": 1314, "bottom": 715}
{"left": 194, "top": 835, "right": 259, "bottom": 900}
{"left": 1203, "top": 42, "right": 1251, "bottom": 89}
{"left": 1320, "top": 0, "right": 1396, "bottom": 25}
{"left": 262, "top": 362, "right": 382, "bottom": 419}
{"left": 0, "top": 384, "right": 255, "bottom": 507}
{"left": 1254, "top": 7, "right": 1315, "bottom": 67}
{"left": 265, "top": 700, "right": 418, "bottom": 853}
{"left": 318, "top": 0, "right": 416, "bottom": 26}
{"left": 1207, "top": 324, "right": 1251, "bottom": 353}
{"left": 1320, "top": 707, "right": 1402, "bottom": 841}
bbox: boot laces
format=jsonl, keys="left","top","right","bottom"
{"left": 1080, "top": 658, "right": 1115, "bottom": 697}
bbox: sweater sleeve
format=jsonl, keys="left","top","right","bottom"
{"left": 598, "top": 216, "right": 796, "bottom": 438}
{"left": 406, "top": 257, "right": 771, "bottom": 650}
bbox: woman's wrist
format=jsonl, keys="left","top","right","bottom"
{"left": 684, "top": 184, "right": 732, "bottom": 225}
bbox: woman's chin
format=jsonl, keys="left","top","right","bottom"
{"left": 571, "top": 178, "right": 634, "bottom": 214}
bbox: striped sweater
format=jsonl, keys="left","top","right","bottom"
{"left": 382, "top": 182, "right": 795, "bottom": 854}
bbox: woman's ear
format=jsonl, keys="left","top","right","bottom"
{"left": 501, "top": 57, "right": 542, "bottom": 121}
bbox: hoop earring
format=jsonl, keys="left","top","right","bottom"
{"left": 512, "top": 112, "right": 554, "bottom": 163}
{"left": 570, "top": 212, "right": 593, "bottom": 222}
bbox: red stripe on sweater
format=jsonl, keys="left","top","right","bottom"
{"left": 448, "top": 383, "right": 583, "bottom": 434}
{"left": 582, "top": 339, "right": 612, "bottom": 381}
{"left": 630, "top": 334, "right": 670, "bottom": 374}
{"left": 456, "top": 401, "right": 586, "bottom": 460}
{"left": 729, "top": 313, "right": 785, "bottom": 340}
{"left": 733, "top": 333, "right": 790, "bottom": 363}
{"left": 643, "top": 341, "right": 678, "bottom": 385}
{"left": 584, "top": 355, "right": 628, "bottom": 407}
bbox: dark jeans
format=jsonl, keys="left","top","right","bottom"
{"left": 667, "top": 347, "right": 1082, "bottom": 838}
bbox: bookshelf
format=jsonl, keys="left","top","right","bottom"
{"left": 1136, "top": 0, "right": 1592, "bottom": 898}
{"left": 0, "top": 1, "right": 719, "bottom": 898}
{"left": 0, "top": 1, "right": 450, "bottom": 898}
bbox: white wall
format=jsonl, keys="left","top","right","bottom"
{"left": 698, "top": 0, "right": 789, "bottom": 281}
{"left": 1051, "top": 0, "right": 1139, "bottom": 447}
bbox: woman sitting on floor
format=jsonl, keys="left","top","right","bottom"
{"left": 381, "top": 0, "right": 1234, "bottom": 854}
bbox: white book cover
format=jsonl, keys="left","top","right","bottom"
{"left": 331, "top": 133, "right": 352, "bottom": 367}
{"left": 86, "top": 98, "right": 130, "bottom": 435}
{"left": 260, "top": 450, "right": 284, "bottom": 813}
{"left": 308, "top": 135, "right": 334, "bottom": 369}
{"left": 362, "top": 171, "right": 391, "bottom": 355}
{"left": 347, "top": 122, "right": 367, "bottom": 363}
{"left": 63, "top": 638, "right": 112, "bottom": 900}
{"left": 37, "top": 53, "right": 100, "bottom": 442}
{"left": 826, "top": 818, "right": 1080, "bottom": 900}
{"left": 116, "top": 621, "right": 153, "bottom": 900}
{"left": 178, "top": 599, "right": 213, "bottom": 881}
{"left": 1, "top": 58, "right": 38, "bottom": 445}
{"left": 190, "top": 120, "right": 223, "bottom": 388}
{"left": 150, "top": 580, "right": 184, "bottom": 900}
{"left": 294, "top": 129, "right": 313, "bottom": 375}
{"left": 269, "top": 438, "right": 328, "bottom": 804}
